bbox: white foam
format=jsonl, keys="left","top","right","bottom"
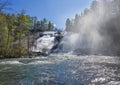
{"left": 0, "top": 61, "right": 23, "bottom": 65}
{"left": 91, "top": 77, "right": 106, "bottom": 83}
{"left": 107, "top": 81, "right": 120, "bottom": 85}
{"left": 28, "top": 61, "right": 53, "bottom": 65}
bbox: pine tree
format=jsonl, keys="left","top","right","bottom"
{"left": 65, "top": 18, "right": 73, "bottom": 32}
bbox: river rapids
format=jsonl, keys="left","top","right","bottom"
{"left": 0, "top": 53, "right": 120, "bottom": 85}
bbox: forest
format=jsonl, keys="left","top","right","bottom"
{"left": 0, "top": 1, "right": 57, "bottom": 58}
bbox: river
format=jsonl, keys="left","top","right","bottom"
{"left": 0, "top": 53, "right": 120, "bottom": 85}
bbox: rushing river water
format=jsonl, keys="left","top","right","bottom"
{"left": 0, "top": 53, "right": 120, "bottom": 85}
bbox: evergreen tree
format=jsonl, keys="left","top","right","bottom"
{"left": 74, "top": 14, "right": 80, "bottom": 32}
{"left": 65, "top": 18, "right": 73, "bottom": 32}
{"left": 15, "top": 10, "right": 31, "bottom": 57}
{"left": 48, "top": 21, "right": 54, "bottom": 31}
{"left": 84, "top": 8, "right": 89, "bottom": 15}
{"left": 91, "top": 0, "right": 98, "bottom": 11}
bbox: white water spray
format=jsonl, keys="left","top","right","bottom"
{"left": 60, "top": 0, "right": 117, "bottom": 55}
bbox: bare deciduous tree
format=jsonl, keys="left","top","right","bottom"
{"left": 0, "top": 0, "right": 11, "bottom": 13}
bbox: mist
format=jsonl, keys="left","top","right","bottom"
{"left": 60, "top": 0, "right": 120, "bottom": 55}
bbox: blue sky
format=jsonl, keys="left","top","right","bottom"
{"left": 9, "top": 0, "right": 91, "bottom": 29}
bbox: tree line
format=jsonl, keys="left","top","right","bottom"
{"left": 30, "top": 17, "right": 56, "bottom": 33}
{"left": 65, "top": 0, "right": 120, "bottom": 56}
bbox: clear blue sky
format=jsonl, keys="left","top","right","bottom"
{"left": 9, "top": 0, "right": 92, "bottom": 29}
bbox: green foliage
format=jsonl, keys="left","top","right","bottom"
{"left": 0, "top": 10, "right": 58, "bottom": 58}
{"left": 0, "top": 1, "right": 59, "bottom": 58}
{"left": 0, "top": 14, "right": 7, "bottom": 57}
{"left": 0, "top": 11, "right": 31, "bottom": 58}
{"left": 30, "top": 17, "right": 56, "bottom": 33}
